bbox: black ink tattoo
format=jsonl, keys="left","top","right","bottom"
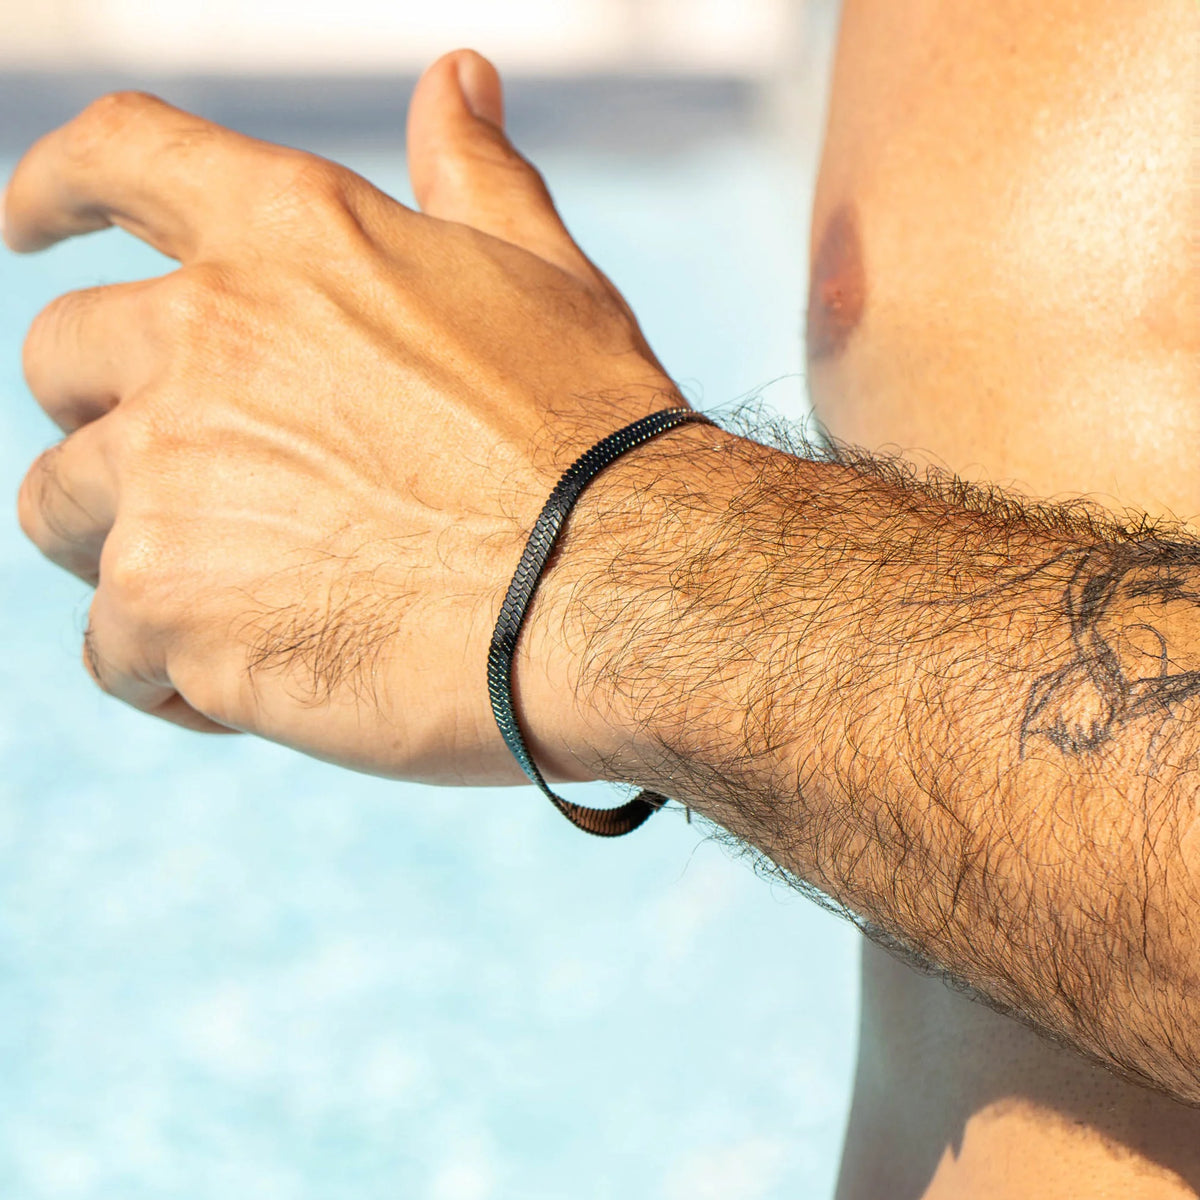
{"left": 1022, "top": 544, "right": 1200, "bottom": 756}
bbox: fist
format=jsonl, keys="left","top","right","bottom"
{"left": 6, "top": 51, "right": 683, "bottom": 785}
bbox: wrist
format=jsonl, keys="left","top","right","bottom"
{"left": 514, "top": 420, "right": 795, "bottom": 797}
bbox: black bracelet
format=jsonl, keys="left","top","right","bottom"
{"left": 486, "top": 407, "right": 715, "bottom": 837}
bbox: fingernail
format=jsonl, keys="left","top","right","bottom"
{"left": 456, "top": 52, "right": 504, "bottom": 127}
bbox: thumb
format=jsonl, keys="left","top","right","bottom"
{"left": 406, "top": 50, "right": 600, "bottom": 284}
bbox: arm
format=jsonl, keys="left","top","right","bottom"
{"left": 531, "top": 419, "right": 1200, "bottom": 1103}
{"left": 5, "top": 52, "right": 1198, "bottom": 1102}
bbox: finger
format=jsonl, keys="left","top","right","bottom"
{"left": 24, "top": 279, "right": 158, "bottom": 432}
{"left": 152, "top": 692, "right": 242, "bottom": 734}
{"left": 407, "top": 50, "right": 602, "bottom": 284}
{"left": 3, "top": 90, "right": 268, "bottom": 260}
{"left": 17, "top": 418, "right": 117, "bottom": 585}
{"left": 82, "top": 598, "right": 236, "bottom": 734}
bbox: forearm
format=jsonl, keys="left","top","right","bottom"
{"left": 529, "top": 419, "right": 1200, "bottom": 1102}
{"left": 12, "top": 60, "right": 1196, "bottom": 1104}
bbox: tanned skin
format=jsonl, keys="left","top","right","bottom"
{"left": 810, "top": 2, "right": 1200, "bottom": 1196}
{"left": 3, "top": 26, "right": 1197, "bottom": 1198}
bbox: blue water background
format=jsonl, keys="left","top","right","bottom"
{"left": 0, "top": 134, "right": 858, "bottom": 1199}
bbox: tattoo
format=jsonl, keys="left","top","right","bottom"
{"left": 574, "top": 405, "right": 1200, "bottom": 1103}
{"left": 1022, "top": 544, "right": 1200, "bottom": 757}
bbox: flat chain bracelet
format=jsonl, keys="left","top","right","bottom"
{"left": 486, "top": 406, "right": 715, "bottom": 837}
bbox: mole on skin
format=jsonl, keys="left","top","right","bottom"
{"left": 806, "top": 202, "right": 866, "bottom": 362}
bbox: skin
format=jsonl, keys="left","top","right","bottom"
{"left": 4, "top": 34, "right": 1200, "bottom": 1198}
{"left": 4, "top": 54, "right": 677, "bottom": 781}
{"left": 809, "top": 2, "right": 1200, "bottom": 1197}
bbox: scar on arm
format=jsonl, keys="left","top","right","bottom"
{"left": 806, "top": 202, "right": 866, "bottom": 361}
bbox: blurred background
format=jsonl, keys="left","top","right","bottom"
{"left": 3, "top": 0, "right": 805, "bottom": 72}
{"left": 0, "top": 0, "right": 833, "bottom": 153}
{"left": 0, "top": 3, "right": 858, "bottom": 1198}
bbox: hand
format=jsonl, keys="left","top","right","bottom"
{"left": 5, "top": 50, "right": 687, "bottom": 784}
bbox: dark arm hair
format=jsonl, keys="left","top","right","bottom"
{"left": 553, "top": 407, "right": 1200, "bottom": 1104}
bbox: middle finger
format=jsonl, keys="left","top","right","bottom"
{"left": 24, "top": 279, "right": 158, "bottom": 432}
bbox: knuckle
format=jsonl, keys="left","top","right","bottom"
{"left": 103, "top": 403, "right": 161, "bottom": 484}
{"left": 107, "top": 398, "right": 175, "bottom": 476}
{"left": 150, "top": 265, "right": 260, "bottom": 379}
{"left": 16, "top": 443, "right": 76, "bottom": 547}
{"left": 22, "top": 288, "right": 98, "bottom": 395}
{"left": 155, "top": 264, "right": 234, "bottom": 336}
{"left": 90, "top": 88, "right": 158, "bottom": 119}
{"left": 264, "top": 153, "right": 350, "bottom": 217}
{"left": 21, "top": 308, "right": 54, "bottom": 397}
{"left": 249, "top": 152, "right": 374, "bottom": 246}
{"left": 15, "top": 456, "right": 47, "bottom": 543}
{"left": 66, "top": 90, "right": 160, "bottom": 164}
{"left": 101, "top": 529, "right": 165, "bottom": 619}
{"left": 156, "top": 274, "right": 208, "bottom": 334}
{"left": 287, "top": 154, "right": 352, "bottom": 204}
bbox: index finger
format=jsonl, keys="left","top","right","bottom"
{"left": 2, "top": 90, "right": 277, "bottom": 261}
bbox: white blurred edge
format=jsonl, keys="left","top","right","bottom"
{"left": 0, "top": 0, "right": 832, "bottom": 75}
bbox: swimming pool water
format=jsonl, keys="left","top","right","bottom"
{"left": 0, "top": 130, "right": 858, "bottom": 1200}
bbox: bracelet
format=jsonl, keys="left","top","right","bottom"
{"left": 486, "top": 406, "right": 715, "bottom": 837}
